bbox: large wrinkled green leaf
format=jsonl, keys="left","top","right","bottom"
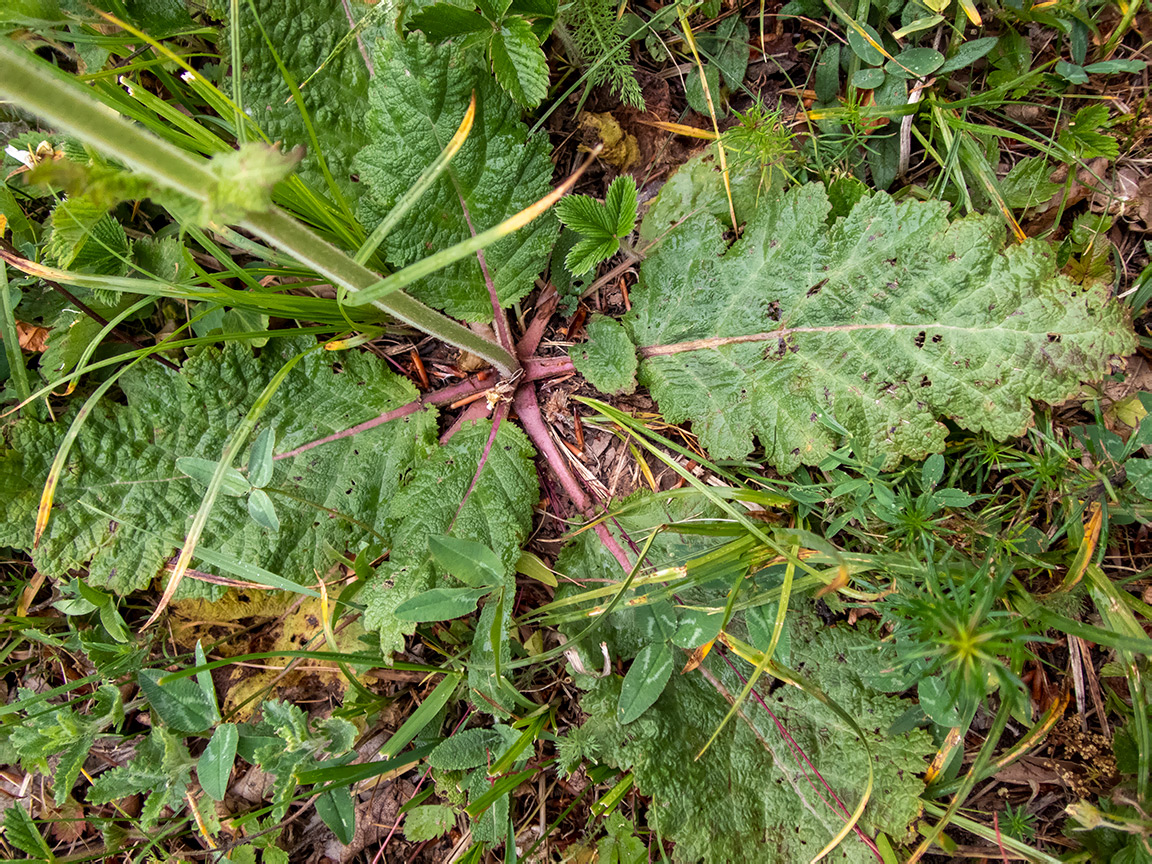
{"left": 228, "top": 0, "right": 380, "bottom": 202}
{"left": 0, "top": 338, "right": 437, "bottom": 594}
{"left": 570, "top": 625, "right": 933, "bottom": 863}
{"left": 612, "top": 183, "right": 1135, "bottom": 471}
{"left": 363, "top": 419, "right": 537, "bottom": 657}
{"left": 354, "top": 33, "right": 557, "bottom": 321}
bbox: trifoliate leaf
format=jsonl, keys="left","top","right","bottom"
{"left": 571, "top": 314, "right": 637, "bottom": 395}
{"left": 227, "top": 0, "right": 380, "bottom": 202}
{"left": 363, "top": 419, "right": 537, "bottom": 657}
{"left": 556, "top": 176, "right": 638, "bottom": 277}
{"left": 489, "top": 17, "right": 550, "bottom": 107}
{"left": 0, "top": 338, "right": 437, "bottom": 595}
{"left": 621, "top": 183, "right": 1134, "bottom": 471}
{"left": 355, "top": 33, "right": 557, "bottom": 321}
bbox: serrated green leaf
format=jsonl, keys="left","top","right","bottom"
{"left": 87, "top": 727, "right": 194, "bottom": 829}
{"left": 46, "top": 194, "right": 130, "bottom": 278}
{"left": 198, "top": 723, "right": 239, "bottom": 802}
{"left": 137, "top": 668, "right": 217, "bottom": 733}
{"left": 407, "top": 4, "right": 491, "bottom": 38}
{"left": 430, "top": 534, "right": 504, "bottom": 588}
{"left": 489, "top": 17, "right": 550, "bottom": 108}
{"left": 246, "top": 488, "right": 280, "bottom": 532}
{"left": 617, "top": 641, "right": 674, "bottom": 724}
{"left": 177, "top": 457, "right": 251, "bottom": 496}
{"left": 624, "top": 183, "right": 1134, "bottom": 471}
{"left": 228, "top": 0, "right": 380, "bottom": 202}
{"left": 598, "top": 811, "right": 647, "bottom": 864}
{"left": 3, "top": 804, "right": 53, "bottom": 861}
{"left": 605, "top": 175, "right": 638, "bottom": 237}
{"left": 556, "top": 194, "right": 614, "bottom": 238}
{"left": 404, "top": 804, "right": 457, "bottom": 841}
{"left": 565, "top": 236, "right": 620, "bottom": 277}
{"left": 567, "top": 614, "right": 934, "bottom": 863}
{"left": 571, "top": 315, "right": 637, "bottom": 395}
{"left": 355, "top": 33, "right": 557, "bottom": 321}
{"left": 428, "top": 726, "right": 510, "bottom": 770}
{"left": 639, "top": 143, "right": 776, "bottom": 243}
{"left": 247, "top": 427, "right": 276, "bottom": 488}
{"left": 999, "top": 156, "right": 1060, "bottom": 210}
{"left": 0, "top": 338, "right": 435, "bottom": 596}
{"left": 393, "top": 586, "right": 489, "bottom": 621}
{"left": 363, "top": 420, "right": 537, "bottom": 656}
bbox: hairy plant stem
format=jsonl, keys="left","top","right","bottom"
{"left": 0, "top": 38, "right": 518, "bottom": 377}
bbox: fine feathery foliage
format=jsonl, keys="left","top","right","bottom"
{"left": 555, "top": 174, "right": 638, "bottom": 276}
{"left": 556, "top": 0, "right": 645, "bottom": 108}
{"left": 577, "top": 181, "right": 1135, "bottom": 471}
{"left": 354, "top": 32, "right": 557, "bottom": 321}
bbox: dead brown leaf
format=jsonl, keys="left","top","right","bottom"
{"left": 16, "top": 321, "right": 49, "bottom": 352}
